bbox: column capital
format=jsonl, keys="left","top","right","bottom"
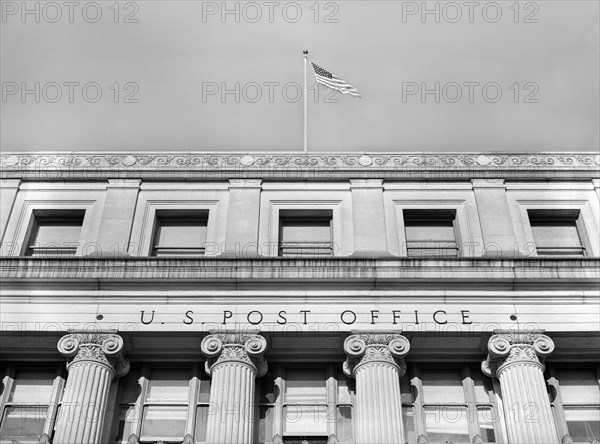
{"left": 57, "top": 332, "right": 130, "bottom": 378}
{"left": 482, "top": 330, "right": 554, "bottom": 377}
{"left": 343, "top": 332, "right": 410, "bottom": 378}
{"left": 201, "top": 331, "right": 268, "bottom": 377}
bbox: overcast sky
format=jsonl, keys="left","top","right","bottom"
{"left": 1, "top": 0, "right": 598, "bottom": 152}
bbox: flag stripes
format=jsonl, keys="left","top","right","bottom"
{"left": 310, "top": 61, "right": 360, "bottom": 97}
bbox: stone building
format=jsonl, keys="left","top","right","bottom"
{"left": 0, "top": 151, "right": 598, "bottom": 444}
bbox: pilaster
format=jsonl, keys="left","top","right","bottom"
{"left": 222, "top": 179, "right": 262, "bottom": 257}
{"left": 54, "top": 332, "right": 129, "bottom": 444}
{"left": 482, "top": 330, "right": 558, "bottom": 443}
{"left": 343, "top": 332, "right": 410, "bottom": 444}
{"left": 93, "top": 179, "right": 141, "bottom": 256}
{"left": 0, "top": 179, "right": 21, "bottom": 245}
{"left": 201, "top": 331, "right": 267, "bottom": 443}
{"left": 471, "top": 179, "right": 521, "bottom": 257}
{"left": 349, "top": 179, "right": 390, "bottom": 256}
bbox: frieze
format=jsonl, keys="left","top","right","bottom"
{"left": 1, "top": 152, "right": 598, "bottom": 180}
{"left": 481, "top": 330, "right": 554, "bottom": 377}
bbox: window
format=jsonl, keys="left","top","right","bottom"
{"left": 528, "top": 209, "right": 586, "bottom": 256}
{"left": 112, "top": 365, "right": 210, "bottom": 444}
{"left": 278, "top": 210, "right": 333, "bottom": 257}
{"left": 548, "top": 366, "right": 600, "bottom": 443}
{"left": 0, "top": 366, "right": 64, "bottom": 442}
{"left": 152, "top": 210, "right": 208, "bottom": 257}
{"left": 256, "top": 364, "right": 354, "bottom": 443}
{"left": 403, "top": 209, "right": 459, "bottom": 257}
{"left": 402, "top": 365, "right": 503, "bottom": 444}
{"left": 25, "top": 210, "right": 85, "bottom": 257}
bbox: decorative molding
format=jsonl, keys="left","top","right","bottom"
{"left": 417, "top": 434, "right": 428, "bottom": 444}
{"left": 57, "top": 332, "right": 130, "bottom": 377}
{"left": 561, "top": 435, "right": 574, "bottom": 444}
{"left": 343, "top": 332, "right": 410, "bottom": 377}
{"left": 271, "top": 434, "right": 284, "bottom": 444}
{"left": 472, "top": 434, "right": 483, "bottom": 444}
{"left": 181, "top": 435, "right": 194, "bottom": 444}
{"left": 126, "top": 435, "right": 140, "bottom": 444}
{"left": 327, "top": 434, "right": 340, "bottom": 444}
{"left": 201, "top": 331, "right": 268, "bottom": 377}
{"left": 2, "top": 152, "right": 598, "bottom": 181}
{"left": 482, "top": 330, "right": 554, "bottom": 377}
{"left": 37, "top": 434, "right": 52, "bottom": 444}
{"left": 1, "top": 257, "right": 598, "bottom": 285}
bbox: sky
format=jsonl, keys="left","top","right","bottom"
{"left": 1, "top": 0, "right": 599, "bottom": 152}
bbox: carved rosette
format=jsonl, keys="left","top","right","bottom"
{"left": 201, "top": 332, "right": 268, "bottom": 377}
{"left": 57, "top": 333, "right": 130, "bottom": 377}
{"left": 343, "top": 333, "right": 410, "bottom": 377}
{"left": 481, "top": 332, "right": 554, "bottom": 377}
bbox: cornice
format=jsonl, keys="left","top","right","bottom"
{"left": 0, "top": 257, "right": 598, "bottom": 284}
{"left": 1, "top": 151, "right": 598, "bottom": 181}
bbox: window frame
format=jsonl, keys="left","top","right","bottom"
{"left": 0, "top": 364, "right": 65, "bottom": 444}
{"left": 23, "top": 209, "right": 86, "bottom": 257}
{"left": 150, "top": 210, "right": 209, "bottom": 257}
{"left": 547, "top": 364, "right": 600, "bottom": 443}
{"left": 111, "top": 364, "right": 210, "bottom": 444}
{"left": 278, "top": 210, "right": 334, "bottom": 258}
{"left": 256, "top": 363, "right": 355, "bottom": 443}
{"left": 526, "top": 209, "right": 589, "bottom": 257}
{"left": 402, "top": 209, "right": 460, "bottom": 258}
{"left": 402, "top": 364, "right": 506, "bottom": 444}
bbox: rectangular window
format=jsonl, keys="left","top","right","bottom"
{"left": 403, "top": 209, "right": 459, "bottom": 257}
{"left": 152, "top": 210, "right": 208, "bottom": 257}
{"left": 256, "top": 364, "right": 354, "bottom": 443}
{"left": 403, "top": 366, "right": 502, "bottom": 443}
{"left": 550, "top": 367, "right": 600, "bottom": 443}
{"left": 113, "top": 365, "right": 210, "bottom": 444}
{"left": 25, "top": 210, "right": 85, "bottom": 257}
{"left": 0, "top": 367, "right": 63, "bottom": 441}
{"left": 279, "top": 210, "right": 333, "bottom": 257}
{"left": 528, "top": 209, "right": 586, "bottom": 256}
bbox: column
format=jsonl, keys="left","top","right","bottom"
{"left": 343, "top": 332, "right": 410, "bottom": 443}
{"left": 482, "top": 330, "right": 559, "bottom": 443}
{"left": 349, "top": 179, "right": 390, "bottom": 256}
{"left": 55, "top": 332, "right": 129, "bottom": 444}
{"left": 92, "top": 179, "right": 140, "bottom": 256}
{"left": 222, "top": 179, "right": 262, "bottom": 257}
{"left": 201, "top": 331, "right": 268, "bottom": 443}
{"left": 472, "top": 179, "right": 521, "bottom": 257}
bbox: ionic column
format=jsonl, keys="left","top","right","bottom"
{"left": 343, "top": 332, "right": 410, "bottom": 444}
{"left": 55, "top": 332, "right": 129, "bottom": 444}
{"left": 482, "top": 330, "right": 558, "bottom": 443}
{"left": 201, "top": 331, "right": 268, "bottom": 443}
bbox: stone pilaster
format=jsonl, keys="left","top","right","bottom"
{"left": 343, "top": 332, "right": 410, "bottom": 444}
{"left": 54, "top": 332, "right": 129, "bottom": 444}
{"left": 482, "top": 330, "right": 558, "bottom": 443}
{"left": 201, "top": 331, "right": 267, "bottom": 443}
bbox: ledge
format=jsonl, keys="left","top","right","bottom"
{"left": 0, "top": 257, "right": 598, "bottom": 286}
{"left": 1, "top": 151, "right": 599, "bottom": 181}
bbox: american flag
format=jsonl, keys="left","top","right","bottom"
{"left": 310, "top": 61, "right": 361, "bottom": 97}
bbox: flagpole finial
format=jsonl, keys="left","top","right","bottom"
{"left": 303, "top": 50, "right": 308, "bottom": 55}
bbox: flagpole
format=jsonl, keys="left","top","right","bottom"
{"left": 303, "top": 49, "right": 308, "bottom": 153}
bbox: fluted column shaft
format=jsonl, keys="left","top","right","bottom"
{"left": 55, "top": 333, "right": 129, "bottom": 444}
{"left": 344, "top": 332, "right": 410, "bottom": 444}
{"left": 201, "top": 332, "right": 267, "bottom": 444}
{"left": 482, "top": 331, "right": 558, "bottom": 444}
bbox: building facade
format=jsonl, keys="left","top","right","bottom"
{"left": 0, "top": 151, "right": 599, "bottom": 444}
